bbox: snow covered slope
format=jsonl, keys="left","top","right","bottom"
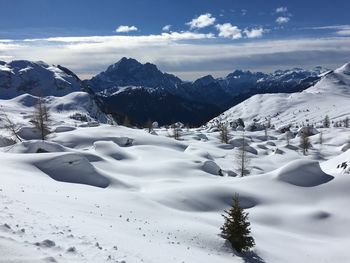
{"left": 207, "top": 62, "right": 350, "bottom": 129}
{"left": 0, "top": 123, "right": 350, "bottom": 263}
{"left": 0, "top": 61, "right": 349, "bottom": 263}
{"left": 0, "top": 60, "right": 83, "bottom": 99}
{"left": 0, "top": 92, "right": 107, "bottom": 142}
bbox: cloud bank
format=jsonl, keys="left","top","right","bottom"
{"left": 1, "top": 34, "right": 350, "bottom": 80}
{"left": 309, "top": 25, "right": 350, "bottom": 36}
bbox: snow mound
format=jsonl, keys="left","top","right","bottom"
{"left": 113, "top": 136, "right": 134, "bottom": 147}
{"left": 192, "top": 133, "right": 208, "bottom": 141}
{"left": 34, "top": 153, "right": 110, "bottom": 188}
{"left": 184, "top": 146, "right": 213, "bottom": 160}
{"left": 266, "top": 141, "right": 276, "bottom": 146}
{"left": 201, "top": 160, "right": 222, "bottom": 175}
{"left": 229, "top": 137, "right": 249, "bottom": 147}
{"left": 93, "top": 141, "right": 133, "bottom": 160}
{"left": 0, "top": 135, "right": 16, "bottom": 147}
{"left": 276, "top": 159, "right": 334, "bottom": 187}
{"left": 54, "top": 126, "right": 76, "bottom": 133}
{"left": 153, "top": 186, "right": 258, "bottom": 212}
{"left": 341, "top": 143, "right": 350, "bottom": 152}
{"left": 321, "top": 148, "right": 350, "bottom": 174}
{"left": 271, "top": 148, "right": 284, "bottom": 155}
{"left": 10, "top": 93, "right": 37, "bottom": 107}
{"left": 297, "top": 126, "right": 319, "bottom": 137}
{"left": 17, "top": 127, "right": 42, "bottom": 140}
{"left": 8, "top": 140, "right": 67, "bottom": 153}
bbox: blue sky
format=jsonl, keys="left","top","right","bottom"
{"left": 1, "top": 0, "right": 350, "bottom": 80}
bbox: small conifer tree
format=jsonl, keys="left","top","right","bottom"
{"left": 323, "top": 115, "right": 330, "bottom": 128}
{"left": 220, "top": 194, "right": 255, "bottom": 253}
{"left": 264, "top": 125, "right": 268, "bottom": 141}
{"left": 219, "top": 123, "right": 229, "bottom": 144}
{"left": 235, "top": 132, "right": 250, "bottom": 176}
{"left": 285, "top": 131, "right": 292, "bottom": 146}
{"left": 145, "top": 119, "right": 153, "bottom": 133}
{"left": 299, "top": 129, "right": 311, "bottom": 155}
{"left": 173, "top": 126, "right": 181, "bottom": 140}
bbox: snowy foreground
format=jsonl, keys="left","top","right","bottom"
{"left": 1, "top": 119, "right": 350, "bottom": 262}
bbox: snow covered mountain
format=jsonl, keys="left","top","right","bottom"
{"left": 86, "top": 57, "right": 324, "bottom": 126}
{"left": 207, "top": 62, "right": 350, "bottom": 129}
{"left": 0, "top": 58, "right": 330, "bottom": 126}
{"left": 0, "top": 60, "right": 84, "bottom": 99}
{"left": 87, "top": 57, "right": 182, "bottom": 92}
{"left": 86, "top": 58, "right": 222, "bottom": 126}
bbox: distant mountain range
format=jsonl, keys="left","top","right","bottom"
{"left": 208, "top": 62, "right": 350, "bottom": 130}
{"left": 0, "top": 57, "right": 330, "bottom": 126}
{"left": 85, "top": 57, "right": 325, "bottom": 125}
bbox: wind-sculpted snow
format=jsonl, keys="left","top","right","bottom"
{"left": 8, "top": 140, "right": 68, "bottom": 153}
{"left": 93, "top": 140, "right": 134, "bottom": 161}
{"left": 0, "top": 123, "right": 349, "bottom": 262}
{"left": 34, "top": 153, "right": 110, "bottom": 188}
{"left": 276, "top": 159, "right": 334, "bottom": 187}
{"left": 201, "top": 160, "right": 222, "bottom": 175}
{"left": 151, "top": 185, "right": 259, "bottom": 212}
{"left": 1, "top": 87, "right": 350, "bottom": 262}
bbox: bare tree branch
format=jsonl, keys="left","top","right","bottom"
{"left": 0, "top": 107, "right": 22, "bottom": 142}
{"left": 31, "top": 96, "right": 51, "bottom": 141}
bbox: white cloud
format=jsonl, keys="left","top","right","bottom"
{"left": 308, "top": 25, "right": 350, "bottom": 36}
{"left": 186, "top": 13, "right": 216, "bottom": 29}
{"left": 161, "top": 31, "right": 215, "bottom": 40}
{"left": 336, "top": 29, "right": 350, "bottom": 36}
{"left": 1, "top": 34, "right": 350, "bottom": 80}
{"left": 24, "top": 31, "right": 214, "bottom": 43}
{"left": 309, "top": 25, "right": 350, "bottom": 30}
{"left": 276, "top": 17, "right": 290, "bottom": 24}
{"left": 215, "top": 23, "right": 242, "bottom": 39}
{"left": 162, "top": 25, "right": 172, "bottom": 31}
{"left": 244, "top": 27, "right": 265, "bottom": 38}
{"left": 276, "top": 7, "right": 288, "bottom": 13}
{"left": 115, "top": 25, "right": 138, "bottom": 33}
